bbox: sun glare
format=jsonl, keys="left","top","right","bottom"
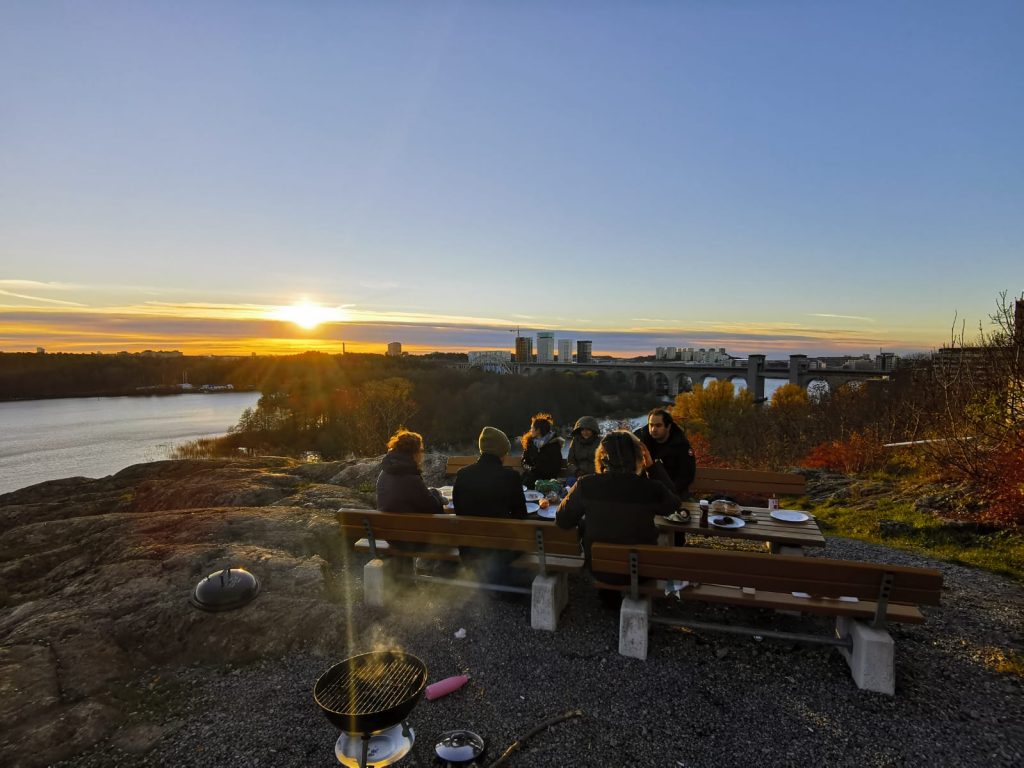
{"left": 271, "top": 301, "right": 344, "bottom": 330}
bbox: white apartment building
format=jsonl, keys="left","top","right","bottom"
{"left": 558, "top": 339, "right": 573, "bottom": 363}
{"left": 537, "top": 332, "right": 555, "bottom": 363}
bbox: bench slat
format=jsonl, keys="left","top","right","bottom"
{"left": 592, "top": 580, "right": 926, "bottom": 624}
{"left": 511, "top": 553, "right": 585, "bottom": 573}
{"left": 339, "top": 509, "right": 581, "bottom": 557}
{"left": 354, "top": 539, "right": 461, "bottom": 561}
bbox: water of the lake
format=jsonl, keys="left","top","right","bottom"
{"left": 0, "top": 392, "right": 261, "bottom": 495}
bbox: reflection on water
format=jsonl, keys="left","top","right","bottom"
{"left": 0, "top": 392, "right": 261, "bottom": 495}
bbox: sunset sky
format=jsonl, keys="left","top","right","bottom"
{"left": 2, "top": 2, "right": 1021, "bottom": 358}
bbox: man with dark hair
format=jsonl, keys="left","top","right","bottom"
{"left": 633, "top": 408, "right": 696, "bottom": 494}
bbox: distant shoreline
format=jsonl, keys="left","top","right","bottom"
{"left": 0, "top": 387, "right": 259, "bottom": 404}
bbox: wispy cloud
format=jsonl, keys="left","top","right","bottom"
{"left": 808, "top": 313, "right": 875, "bottom": 322}
{"left": 0, "top": 289, "right": 86, "bottom": 307}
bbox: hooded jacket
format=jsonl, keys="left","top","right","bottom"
{"left": 567, "top": 416, "right": 601, "bottom": 478}
{"left": 376, "top": 450, "right": 444, "bottom": 514}
{"left": 633, "top": 422, "right": 696, "bottom": 494}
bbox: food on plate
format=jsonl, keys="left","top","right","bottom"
{"left": 717, "top": 516, "right": 734, "bottom": 525}
{"left": 539, "top": 498, "right": 550, "bottom": 509}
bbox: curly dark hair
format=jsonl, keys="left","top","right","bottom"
{"left": 595, "top": 430, "right": 644, "bottom": 475}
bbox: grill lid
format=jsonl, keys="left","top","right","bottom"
{"left": 190, "top": 567, "right": 260, "bottom": 612}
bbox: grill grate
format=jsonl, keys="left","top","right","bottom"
{"left": 316, "top": 654, "right": 426, "bottom": 715}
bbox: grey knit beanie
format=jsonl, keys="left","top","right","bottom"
{"left": 478, "top": 426, "right": 511, "bottom": 457}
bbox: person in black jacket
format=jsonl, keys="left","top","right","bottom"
{"left": 521, "top": 412, "right": 565, "bottom": 489}
{"left": 566, "top": 415, "right": 601, "bottom": 480}
{"left": 376, "top": 429, "right": 445, "bottom": 558}
{"left": 556, "top": 430, "right": 679, "bottom": 588}
{"left": 376, "top": 429, "right": 445, "bottom": 515}
{"left": 452, "top": 426, "right": 528, "bottom": 583}
{"left": 634, "top": 408, "right": 696, "bottom": 495}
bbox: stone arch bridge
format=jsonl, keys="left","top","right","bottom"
{"left": 514, "top": 355, "right": 890, "bottom": 401}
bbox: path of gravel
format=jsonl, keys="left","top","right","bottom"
{"left": 59, "top": 538, "right": 1024, "bottom": 767}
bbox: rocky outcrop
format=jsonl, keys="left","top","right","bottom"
{"left": 0, "top": 455, "right": 393, "bottom": 768}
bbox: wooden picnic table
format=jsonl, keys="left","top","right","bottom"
{"left": 656, "top": 502, "right": 825, "bottom": 553}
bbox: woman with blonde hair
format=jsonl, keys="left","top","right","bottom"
{"left": 555, "top": 430, "right": 679, "bottom": 589}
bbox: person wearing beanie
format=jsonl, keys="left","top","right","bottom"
{"left": 452, "top": 426, "right": 528, "bottom": 584}
{"left": 478, "top": 425, "right": 512, "bottom": 458}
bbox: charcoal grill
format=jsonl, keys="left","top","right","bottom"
{"left": 314, "top": 651, "right": 428, "bottom": 768}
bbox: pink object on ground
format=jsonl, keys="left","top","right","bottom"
{"left": 425, "top": 675, "right": 469, "bottom": 701}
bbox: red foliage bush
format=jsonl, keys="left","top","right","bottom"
{"left": 688, "top": 432, "right": 729, "bottom": 468}
{"left": 802, "top": 432, "right": 888, "bottom": 474}
{"left": 979, "top": 444, "right": 1024, "bottom": 526}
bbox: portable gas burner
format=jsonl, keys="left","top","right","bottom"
{"left": 314, "top": 651, "right": 428, "bottom": 768}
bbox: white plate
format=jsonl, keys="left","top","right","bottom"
{"left": 444, "top": 501, "right": 454, "bottom": 510}
{"left": 523, "top": 485, "right": 528, "bottom": 491}
{"left": 771, "top": 510, "right": 810, "bottom": 523}
{"left": 437, "top": 485, "right": 454, "bottom": 498}
{"left": 524, "top": 490, "right": 544, "bottom": 502}
{"left": 525, "top": 502, "right": 540, "bottom": 514}
{"left": 536, "top": 506, "right": 556, "bottom": 519}
{"left": 709, "top": 514, "right": 745, "bottom": 529}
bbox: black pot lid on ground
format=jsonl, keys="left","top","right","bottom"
{"left": 190, "top": 567, "right": 260, "bottom": 612}
{"left": 435, "top": 730, "right": 486, "bottom": 764}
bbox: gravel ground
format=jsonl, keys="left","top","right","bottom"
{"left": 58, "top": 538, "right": 1024, "bottom": 768}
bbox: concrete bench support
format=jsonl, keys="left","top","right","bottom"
{"left": 363, "top": 558, "right": 395, "bottom": 608}
{"left": 530, "top": 573, "right": 569, "bottom": 631}
{"left": 619, "top": 596, "right": 652, "bottom": 660}
{"left": 836, "top": 616, "right": 896, "bottom": 695}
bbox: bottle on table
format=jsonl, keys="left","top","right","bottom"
{"left": 699, "top": 499, "right": 709, "bottom": 528}
{"left": 768, "top": 494, "right": 779, "bottom": 511}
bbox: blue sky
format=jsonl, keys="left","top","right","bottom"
{"left": 1, "top": 1, "right": 1021, "bottom": 356}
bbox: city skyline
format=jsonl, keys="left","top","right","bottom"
{"left": 2, "top": 3, "right": 1021, "bottom": 357}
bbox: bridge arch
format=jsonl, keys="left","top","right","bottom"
{"left": 611, "top": 370, "right": 629, "bottom": 389}
{"left": 632, "top": 371, "right": 650, "bottom": 393}
{"left": 652, "top": 372, "right": 670, "bottom": 396}
{"left": 700, "top": 374, "right": 719, "bottom": 389}
{"left": 676, "top": 373, "right": 694, "bottom": 393}
{"left": 806, "top": 378, "right": 830, "bottom": 401}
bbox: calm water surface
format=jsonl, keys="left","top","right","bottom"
{"left": 0, "top": 393, "right": 261, "bottom": 495}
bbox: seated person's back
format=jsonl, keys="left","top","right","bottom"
{"left": 452, "top": 426, "right": 528, "bottom": 584}
{"left": 453, "top": 426, "right": 527, "bottom": 519}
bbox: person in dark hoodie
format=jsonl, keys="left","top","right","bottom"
{"left": 376, "top": 429, "right": 445, "bottom": 515}
{"left": 556, "top": 430, "right": 679, "bottom": 590}
{"left": 567, "top": 415, "right": 601, "bottom": 480}
{"left": 633, "top": 408, "right": 696, "bottom": 495}
{"left": 376, "top": 429, "right": 445, "bottom": 557}
{"left": 521, "top": 412, "right": 565, "bottom": 489}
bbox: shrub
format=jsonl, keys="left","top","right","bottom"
{"left": 803, "top": 431, "right": 889, "bottom": 474}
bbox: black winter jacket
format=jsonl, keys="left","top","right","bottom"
{"left": 522, "top": 435, "right": 565, "bottom": 485}
{"left": 376, "top": 451, "right": 444, "bottom": 514}
{"left": 555, "top": 461, "right": 679, "bottom": 583}
{"left": 452, "top": 453, "right": 527, "bottom": 519}
{"left": 633, "top": 423, "right": 696, "bottom": 494}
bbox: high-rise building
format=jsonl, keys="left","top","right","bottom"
{"left": 557, "top": 339, "right": 573, "bottom": 364}
{"left": 386, "top": 342, "right": 402, "bottom": 357}
{"left": 576, "top": 340, "right": 593, "bottom": 363}
{"left": 515, "top": 336, "right": 533, "bottom": 363}
{"left": 537, "top": 332, "right": 555, "bottom": 362}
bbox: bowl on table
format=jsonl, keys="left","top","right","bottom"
{"left": 710, "top": 499, "right": 740, "bottom": 515}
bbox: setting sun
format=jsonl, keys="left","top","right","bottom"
{"left": 271, "top": 301, "right": 345, "bottom": 330}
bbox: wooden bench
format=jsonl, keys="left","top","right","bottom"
{"left": 444, "top": 454, "right": 570, "bottom": 479}
{"left": 689, "top": 467, "right": 806, "bottom": 504}
{"left": 337, "top": 508, "right": 583, "bottom": 630}
{"left": 590, "top": 543, "right": 943, "bottom": 695}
